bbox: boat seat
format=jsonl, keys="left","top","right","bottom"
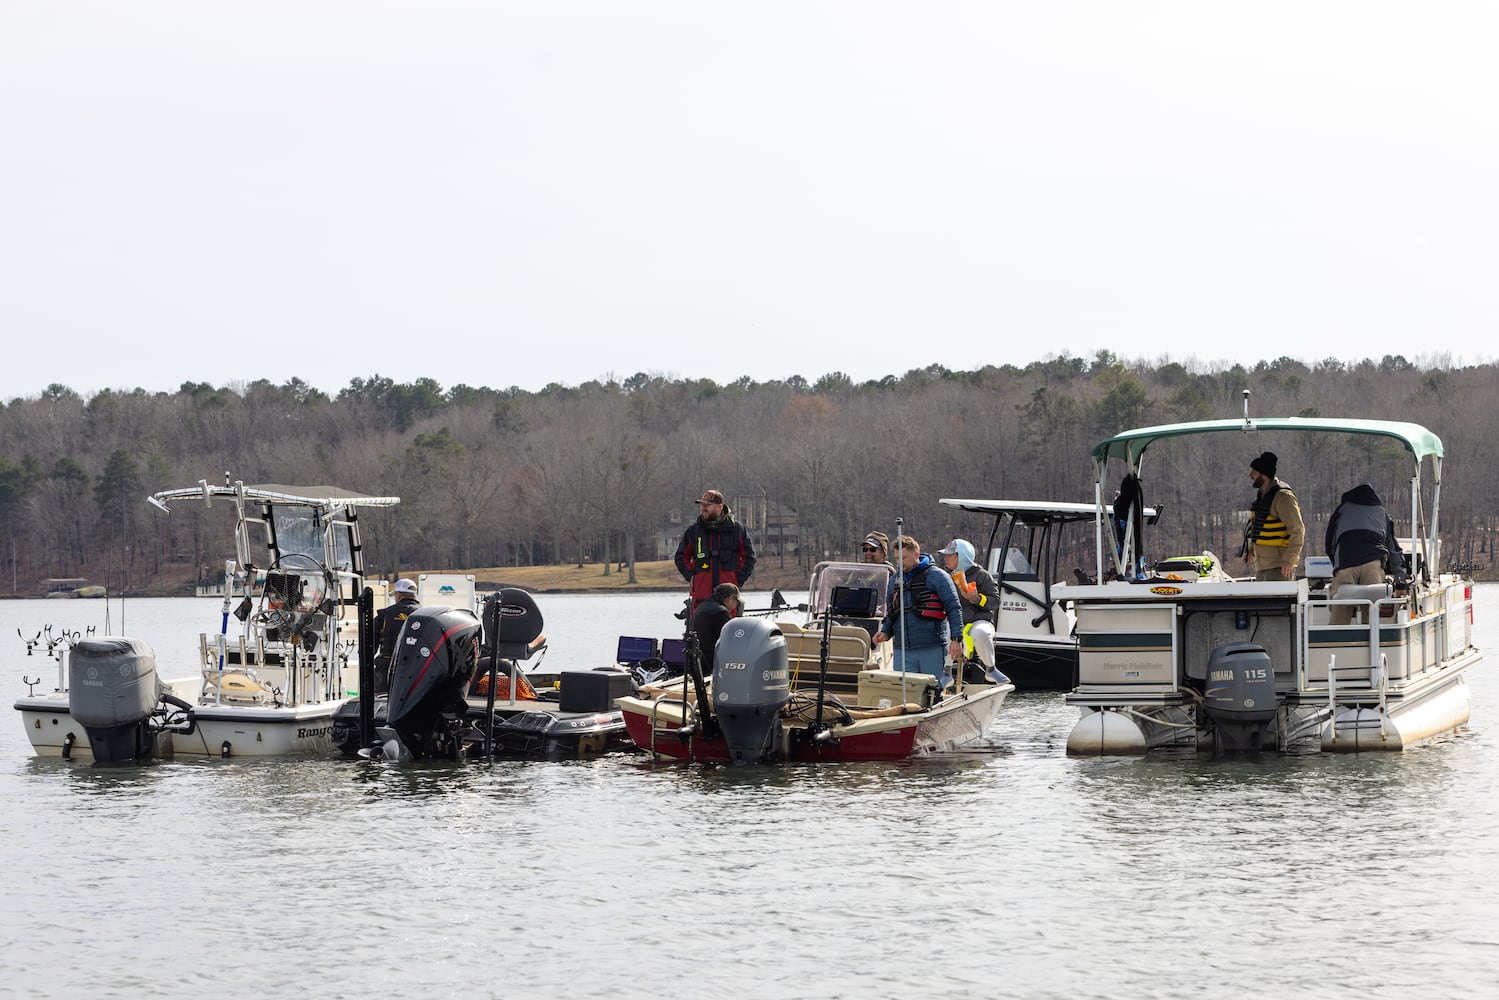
{"left": 493, "top": 634, "right": 547, "bottom": 662}
{"left": 202, "top": 669, "right": 275, "bottom": 705}
{"left": 1339, "top": 583, "right": 1394, "bottom": 623}
{"left": 781, "top": 623, "right": 872, "bottom": 698}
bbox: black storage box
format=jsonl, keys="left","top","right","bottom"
{"left": 559, "top": 669, "right": 635, "bottom": 713}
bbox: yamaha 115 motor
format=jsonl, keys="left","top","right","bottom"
{"left": 379, "top": 606, "right": 481, "bottom": 761}
{"left": 69, "top": 638, "right": 163, "bottom": 763}
{"left": 1200, "top": 642, "right": 1280, "bottom": 753}
{"left": 711, "top": 617, "right": 790, "bottom": 766}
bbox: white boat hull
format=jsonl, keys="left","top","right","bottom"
{"left": 16, "top": 693, "right": 340, "bottom": 759}
{"left": 912, "top": 683, "right": 1010, "bottom": 754}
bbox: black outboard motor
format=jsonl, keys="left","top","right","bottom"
{"left": 1200, "top": 642, "right": 1279, "bottom": 753}
{"left": 378, "top": 606, "right": 481, "bottom": 761}
{"left": 710, "top": 617, "right": 790, "bottom": 766}
{"left": 69, "top": 638, "right": 162, "bottom": 763}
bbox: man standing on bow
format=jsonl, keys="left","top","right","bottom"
{"left": 872, "top": 537, "right": 964, "bottom": 691}
{"left": 1241, "top": 451, "right": 1305, "bottom": 582}
{"left": 675, "top": 488, "right": 755, "bottom": 620}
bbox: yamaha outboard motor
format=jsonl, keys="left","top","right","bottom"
{"left": 69, "top": 638, "right": 162, "bottom": 763}
{"left": 1200, "top": 642, "right": 1279, "bottom": 753}
{"left": 710, "top": 617, "right": 790, "bottom": 766}
{"left": 379, "top": 606, "right": 481, "bottom": 761}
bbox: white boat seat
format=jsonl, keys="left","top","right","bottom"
{"left": 202, "top": 669, "right": 275, "bottom": 705}
{"left": 1338, "top": 583, "right": 1394, "bottom": 623}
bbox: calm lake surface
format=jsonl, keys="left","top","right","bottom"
{"left": 5, "top": 588, "right": 1499, "bottom": 999}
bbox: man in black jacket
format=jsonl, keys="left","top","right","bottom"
{"left": 689, "top": 583, "right": 740, "bottom": 673}
{"left": 373, "top": 578, "right": 420, "bottom": 693}
{"left": 1325, "top": 483, "right": 1403, "bottom": 625}
{"left": 674, "top": 488, "right": 755, "bottom": 620}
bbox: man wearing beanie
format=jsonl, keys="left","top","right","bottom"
{"left": 1241, "top": 451, "right": 1305, "bottom": 581}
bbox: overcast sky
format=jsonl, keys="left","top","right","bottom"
{"left": 2, "top": 2, "right": 1495, "bottom": 403}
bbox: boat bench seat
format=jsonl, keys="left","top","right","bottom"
{"left": 778, "top": 621, "right": 873, "bottom": 698}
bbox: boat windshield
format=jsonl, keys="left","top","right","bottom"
{"left": 272, "top": 507, "right": 327, "bottom": 566}
{"left": 1001, "top": 546, "right": 1033, "bottom": 576}
{"left": 808, "top": 562, "right": 891, "bottom": 619}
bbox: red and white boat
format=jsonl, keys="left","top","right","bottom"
{"left": 616, "top": 561, "right": 1013, "bottom": 764}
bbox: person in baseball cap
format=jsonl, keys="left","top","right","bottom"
{"left": 373, "top": 579, "right": 420, "bottom": 693}
{"left": 674, "top": 488, "right": 755, "bottom": 621}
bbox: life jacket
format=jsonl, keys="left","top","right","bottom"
{"left": 1246, "top": 482, "right": 1296, "bottom": 548}
{"left": 684, "top": 519, "right": 749, "bottom": 603}
{"left": 906, "top": 572, "right": 948, "bottom": 621}
{"left": 471, "top": 666, "right": 538, "bottom": 701}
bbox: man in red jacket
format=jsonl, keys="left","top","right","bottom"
{"left": 674, "top": 488, "right": 756, "bottom": 620}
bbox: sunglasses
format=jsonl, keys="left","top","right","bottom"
{"left": 861, "top": 545, "right": 880, "bottom": 552}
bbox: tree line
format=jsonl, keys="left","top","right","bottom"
{"left": 1, "top": 353, "right": 1495, "bottom": 595}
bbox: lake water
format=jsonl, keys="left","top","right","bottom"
{"left": 5, "top": 588, "right": 1499, "bottom": 998}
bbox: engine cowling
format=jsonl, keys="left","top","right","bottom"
{"left": 69, "top": 637, "right": 162, "bottom": 763}
{"left": 711, "top": 618, "right": 790, "bottom": 765}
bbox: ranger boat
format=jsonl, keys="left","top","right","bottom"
{"left": 15, "top": 481, "right": 399, "bottom": 761}
{"left": 1061, "top": 410, "right": 1478, "bottom": 755}
{"left": 939, "top": 498, "right": 1156, "bottom": 691}
{"left": 616, "top": 560, "right": 1013, "bottom": 764}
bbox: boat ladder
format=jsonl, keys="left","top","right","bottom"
{"left": 1325, "top": 652, "right": 1390, "bottom": 745}
{"left": 647, "top": 693, "right": 700, "bottom": 761}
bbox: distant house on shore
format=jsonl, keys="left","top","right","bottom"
{"left": 654, "top": 494, "right": 801, "bottom": 560}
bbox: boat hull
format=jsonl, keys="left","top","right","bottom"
{"left": 16, "top": 694, "right": 339, "bottom": 759}
{"left": 619, "top": 684, "right": 1010, "bottom": 763}
{"left": 995, "top": 636, "right": 1078, "bottom": 691}
{"left": 1065, "top": 638, "right": 1477, "bottom": 756}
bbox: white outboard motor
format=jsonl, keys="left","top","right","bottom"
{"left": 711, "top": 618, "right": 790, "bottom": 766}
{"left": 69, "top": 638, "right": 162, "bottom": 763}
{"left": 1200, "top": 642, "right": 1279, "bottom": 753}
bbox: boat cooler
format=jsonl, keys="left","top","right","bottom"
{"left": 858, "top": 669, "right": 939, "bottom": 709}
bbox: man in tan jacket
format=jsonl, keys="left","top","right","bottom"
{"left": 1241, "top": 451, "right": 1305, "bottom": 581}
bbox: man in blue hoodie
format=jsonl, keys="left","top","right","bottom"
{"left": 1325, "top": 483, "right": 1404, "bottom": 625}
{"left": 872, "top": 536, "right": 964, "bottom": 690}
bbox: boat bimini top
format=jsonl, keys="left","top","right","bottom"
{"left": 1088, "top": 414, "right": 1446, "bottom": 584}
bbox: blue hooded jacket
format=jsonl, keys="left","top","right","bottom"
{"left": 880, "top": 553, "right": 964, "bottom": 648}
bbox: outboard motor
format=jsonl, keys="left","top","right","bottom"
{"left": 1200, "top": 642, "right": 1279, "bottom": 753}
{"left": 69, "top": 638, "right": 162, "bottom": 763}
{"left": 379, "top": 606, "right": 481, "bottom": 761}
{"left": 710, "top": 617, "right": 789, "bottom": 766}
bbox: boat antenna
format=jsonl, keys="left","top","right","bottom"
{"left": 1241, "top": 388, "right": 1254, "bottom": 431}
{"left": 894, "top": 516, "right": 907, "bottom": 705}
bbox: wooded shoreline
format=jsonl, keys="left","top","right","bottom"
{"left": 3, "top": 355, "right": 1494, "bottom": 597}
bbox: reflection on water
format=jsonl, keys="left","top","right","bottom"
{"left": 4, "top": 591, "right": 1499, "bottom": 997}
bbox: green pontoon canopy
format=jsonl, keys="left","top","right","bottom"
{"left": 1090, "top": 417, "right": 1443, "bottom": 477}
